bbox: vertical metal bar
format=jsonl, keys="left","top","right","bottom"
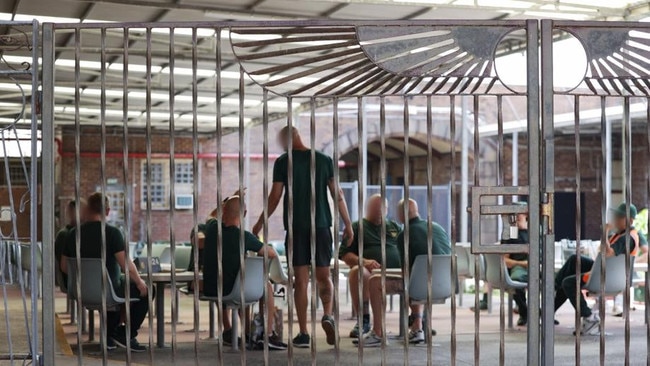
{"left": 168, "top": 26, "right": 178, "bottom": 362}
{"left": 646, "top": 99, "right": 650, "bottom": 366}
{"left": 425, "top": 95, "right": 435, "bottom": 366}
{"left": 309, "top": 98, "right": 318, "bottom": 363}
{"left": 449, "top": 95, "right": 458, "bottom": 366}
{"left": 287, "top": 96, "right": 295, "bottom": 366}
{"left": 238, "top": 64, "right": 247, "bottom": 365}
{"left": 191, "top": 27, "right": 201, "bottom": 363}
{"left": 379, "top": 96, "right": 387, "bottom": 363}
{"left": 99, "top": 27, "right": 109, "bottom": 363}
{"left": 526, "top": 18, "right": 541, "bottom": 366}
{"left": 573, "top": 96, "right": 583, "bottom": 362}
{"left": 29, "top": 20, "right": 40, "bottom": 364}
{"left": 262, "top": 88, "right": 270, "bottom": 365}
{"left": 332, "top": 97, "right": 342, "bottom": 365}
{"left": 356, "top": 96, "right": 364, "bottom": 361}
{"left": 214, "top": 26, "right": 224, "bottom": 365}
{"left": 144, "top": 26, "right": 155, "bottom": 362}
{"left": 598, "top": 96, "right": 607, "bottom": 366}
{"left": 539, "top": 20, "right": 555, "bottom": 366}
{"left": 496, "top": 95, "right": 505, "bottom": 366}
{"left": 622, "top": 96, "right": 632, "bottom": 366}
{"left": 41, "top": 21, "right": 56, "bottom": 366}
{"left": 402, "top": 97, "right": 411, "bottom": 363}
{"left": 472, "top": 94, "right": 480, "bottom": 366}
{"left": 121, "top": 25, "right": 133, "bottom": 366}
{"left": 73, "top": 26, "right": 84, "bottom": 366}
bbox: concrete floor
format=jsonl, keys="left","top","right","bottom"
{"left": 50, "top": 281, "right": 650, "bottom": 366}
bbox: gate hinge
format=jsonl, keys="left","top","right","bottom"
{"left": 541, "top": 193, "right": 554, "bottom": 234}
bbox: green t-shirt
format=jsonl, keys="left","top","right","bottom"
{"left": 63, "top": 221, "right": 126, "bottom": 289}
{"left": 501, "top": 229, "right": 529, "bottom": 262}
{"left": 203, "top": 220, "right": 264, "bottom": 297}
{"left": 608, "top": 228, "right": 640, "bottom": 255}
{"left": 55, "top": 225, "right": 73, "bottom": 287}
{"left": 273, "top": 149, "right": 334, "bottom": 230}
{"left": 338, "top": 219, "right": 402, "bottom": 268}
{"left": 397, "top": 217, "right": 451, "bottom": 271}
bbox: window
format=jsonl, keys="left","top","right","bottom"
{"left": 0, "top": 162, "right": 29, "bottom": 186}
{"left": 140, "top": 160, "right": 195, "bottom": 209}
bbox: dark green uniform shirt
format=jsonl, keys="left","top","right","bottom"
{"left": 397, "top": 217, "right": 451, "bottom": 271}
{"left": 63, "top": 221, "right": 126, "bottom": 289}
{"left": 501, "top": 229, "right": 529, "bottom": 262}
{"left": 55, "top": 224, "right": 73, "bottom": 288}
{"left": 203, "top": 220, "right": 264, "bottom": 297}
{"left": 338, "top": 219, "right": 402, "bottom": 268}
{"left": 273, "top": 149, "right": 334, "bottom": 230}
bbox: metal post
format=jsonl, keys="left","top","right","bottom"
{"left": 42, "top": 22, "right": 56, "bottom": 366}
{"left": 460, "top": 96, "right": 469, "bottom": 244}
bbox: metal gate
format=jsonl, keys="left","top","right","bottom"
{"left": 23, "top": 18, "right": 649, "bottom": 366}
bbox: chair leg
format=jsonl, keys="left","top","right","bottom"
{"left": 208, "top": 301, "right": 215, "bottom": 339}
{"left": 507, "top": 292, "right": 513, "bottom": 329}
{"left": 398, "top": 294, "right": 405, "bottom": 337}
{"left": 88, "top": 310, "right": 95, "bottom": 342}
{"left": 487, "top": 284, "right": 493, "bottom": 314}
{"left": 458, "top": 278, "right": 464, "bottom": 307}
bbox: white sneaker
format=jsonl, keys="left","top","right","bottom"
{"left": 408, "top": 329, "right": 425, "bottom": 344}
{"left": 352, "top": 331, "right": 385, "bottom": 347}
{"left": 574, "top": 314, "right": 600, "bottom": 336}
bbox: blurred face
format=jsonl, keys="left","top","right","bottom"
{"left": 516, "top": 213, "right": 528, "bottom": 230}
{"left": 614, "top": 215, "right": 627, "bottom": 230}
{"left": 397, "top": 207, "right": 405, "bottom": 224}
{"left": 277, "top": 132, "right": 290, "bottom": 151}
{"left": 366, "top": 196, "right": 385, "bottom": 223}
{"left": 66, "top": 205, "right": 77, "bottom": 225}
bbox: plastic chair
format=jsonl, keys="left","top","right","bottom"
{"left": 200, "top": 257, "right": 266, "bottom": 350}
{"left": 584, "top": 254, "right": 635, "bottom": 296}
{"left": 269, "top": 256, "right": 289, "bottom": 285}
{"left": 159, "top": 246, "right": 192, "bottom": 271}
{"left": 455, "top": 245, "right": 475, "bottom": 306}
{"left": 140, "top": 244, "right": 168, "bottom": 260}
{"left": 483, "top": 254, "right": 527, "bottom": 328}
{"left": 409, "top": 254, "right": 454, "bottom": 304}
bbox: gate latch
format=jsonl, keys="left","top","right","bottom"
{"left": 541, "top": 193, "right": 554, "bottom": 234}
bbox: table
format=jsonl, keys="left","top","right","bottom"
{"left": 142, "top": 271, "right": 201, "bottom": 348}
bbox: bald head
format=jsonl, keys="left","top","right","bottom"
{"left": 222, "top": 196, "right": 245, "bottom": 226}
{"left": 398, "top": 198, "right": 419, "bottom": 224}
{"left": 365, "top": 194, "right": 387, "bottom": 224}
{"left": 277, "top": 126, "right": 306, "bottom": 151}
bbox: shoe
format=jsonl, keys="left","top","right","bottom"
{"left": 614, "top": 312, "right": 623, "bottom": 317}
{"left": 352, "top": 331, "right": 384, "bottom": 347}
{"left": 321, "top": 315, "right": 336, "bottom": 345}
{"left": 408, "top": 329, "right": 425, "bottom": 345}
{"left": 106, "top": 337, "right": 117, "bottom": 351}
{"left": 554, "top": 319, "right": 559, "bottom": 325}
{"left": 111, "top": 333, "right": 146, "bottom": 353}
{"left": 573, "top": 314, "right": 600, "bottom": 336}
{"left": 349, "top": 318, "right": 371, "bottom": 338}
{"left": 222, "top": 329, "right": 234, "bottom": 346}
{"left": 517, "top": 316, "right": 527, "bottom": 326}
{"left": 292, "top": 332, "right": 310, "bottom": 348}
{"left": 260, "top": 332, "right": 287, "bottom": 350}
{"left": 470, "top": 300, "right": 488, "bottom": 312}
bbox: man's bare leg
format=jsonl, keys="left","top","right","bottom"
{"left": 315, "top": 266, "right": 333, "bottom": 315}
{"left": 293, "top": 265, "right": 310, "bottom": 334}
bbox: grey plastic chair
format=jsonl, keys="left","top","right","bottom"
{"left": 159, "top": 246, "right": 192, "bottom": 271}
{"left": 269, "top": 256, "right": 289, "bottom": 285}
{"left": 584, "top": 253, "right": 635, "bottom": 296}
{"left": 483, "top": 254, "right": 527, "bottom": 328}
{"left": 200, "top": 257, "right": 266, "bottom": 350}
{"left": 409, "top": 254, "right": 454, "bottom": 304}
{"left": 455, "top": 245, "right": 475, "bottom": 306}
{"left": 19, "top": 244, "right": 42, "bottom": 296}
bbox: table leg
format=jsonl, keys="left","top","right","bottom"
{"left": 645, "top": 271, "right": 649, "bottom": 325}
{"left": 156, "top": 282, "right": 165, "bottom": 348}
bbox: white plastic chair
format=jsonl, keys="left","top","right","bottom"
{"left": 584, "top": 253, "right": 635, "bottom": 296}
{"left": 269, "top": 256, "right": 289, "bottom": 285}
{"left": 409, "top": 254, "right": 454, "bottom": 304}
{"left": 455, "top": 245, "right": 474, "bottom": 306}
{"left": 200, "top": 257, "right": 266, "bottom": 350}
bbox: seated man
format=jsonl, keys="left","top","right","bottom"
{"left": 501, "top": 202, "right": 529, "bottom": 326}
{"left": 554, "top": 202, "right": 640, "bottom": 335}
{"left": 203, "top": 195, "right": 287, "bottom": 350}
{"left": 55, "top": 199, "right": 85, "bottom": 290}
{"left": 61, "top": 192, "right": 151, "bottom": 352}
{"left": 339, "top": 194, "right": 402, "bottom": 338}
{"left": 362, "top": 198, "right": 451, "bottom": 347}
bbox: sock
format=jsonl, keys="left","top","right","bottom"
{"left": 363, "top": 314, "right": 370, "bottom": 323}
{"left": 362, "top": 301, "right": 370, "bottom": 315}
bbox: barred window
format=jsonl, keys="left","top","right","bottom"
{"left": 141, "top": 160, "right": 195, "bottom": 209}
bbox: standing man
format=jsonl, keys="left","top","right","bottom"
{"left": 553, "top": 202, "right": 640, "bottom": 336}
{"left": 501, "top": 202, "right": 529, "bottom": 326}
{"left": 253, "top": 126, "right": 353, "bottom": 348}
{"left": 339, "top": 194, "right": 402, "bottom": 340}
{"left": 362, "top": 198, "right": 450, "bottom": 346}
{"left": 61, "top": 192, "right": 151, "bottom": 352}
{"left": 55, "top": 199, "right": 85, "bottom": 290}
